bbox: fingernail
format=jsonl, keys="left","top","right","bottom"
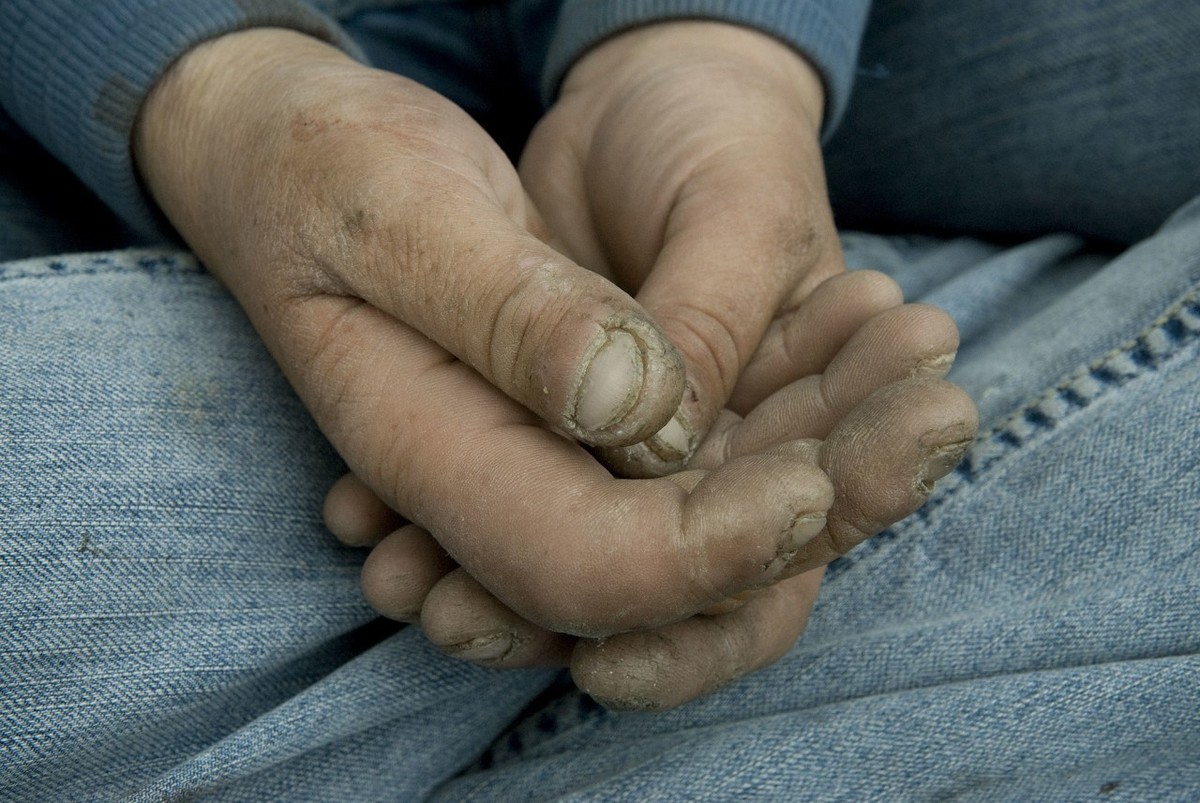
{"left": 913, "top": 351, "right": 956, "bottom": 377}
{"left": 786, "top": 512, "right": 827, "bottom": 551}
{"left": 575, "top": 329, "right": 644, "bottom": 435}
{"left": 916, "top": 438, "right": 973, "bottom": 493}
{"left": 444, "top": 632, "right": 513, "bottom": 662}
{"left": 645, "top": 411, "right": 693, "bottom": 463}
{"left": 764, "top": 513, "right": 826, "bottom": 579}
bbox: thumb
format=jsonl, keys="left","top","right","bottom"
{"left": 543, "top": 21, "right": 840, "bottom": 476}
{"left": 598, "top": 138, "right": 843, "bottom": 477}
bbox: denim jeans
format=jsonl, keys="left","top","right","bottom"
{"left": 3, "top": 1, "right": 1199, "bottom": 800}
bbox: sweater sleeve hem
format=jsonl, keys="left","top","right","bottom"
{"left": 0, "top": 0, "right": 364, "bottom": 240}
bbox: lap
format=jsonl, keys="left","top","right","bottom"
{"left": 3, "top": 219, "right": 1198, "bottom": 800}
{"left": 0, "top": 250, "right": 557, "bottom": 799}
{"left": 441, "top": 201, "right": 1200, "bottom": 800}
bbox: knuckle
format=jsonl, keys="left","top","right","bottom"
{"left": 290, "top": 297, "right": 367, "bottom": 419}
{"left": 481, "top": 257, "right": 571, "bottom": 391}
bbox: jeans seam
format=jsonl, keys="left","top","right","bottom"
{"left": 827, "top": 283, "right": 1200, "bottom": 583}
{"left": 0, "top": 249, "right": 201, "bottom": 283}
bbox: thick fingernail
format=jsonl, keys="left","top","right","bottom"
{"left": 764, "top": 513, "right": 826, "bottom": 579}
{"left": 645, "top": 410, "right": 694, "bottom": 463}
{"left": 913, "top": 351, "right": 956, "bottom": 377}
{"left": 786, "top": 512, "right": 828, "bottom": 550}
{"left": 916, "top": 438, "right": 973, "bottom": 493}
{"left": 574, "top": 328, "right": 645, "bottom": 435}
{"left": 443, "top": 632, "right": 513, "bottom": 662}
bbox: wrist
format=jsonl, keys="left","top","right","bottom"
{"left": 133, "top": 28, "right": 352, "bottom": 241}
{"left": 562, "top": 21, "right": 826, "bottom": 134}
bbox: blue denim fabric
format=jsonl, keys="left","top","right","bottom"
{"left": 4, "top": 214, "right": 1196, "bottom": 803}
{"left": 824, "top": 0, "right": 1200, "bottom": 245}
{"left": 3, "top": 1, "right": 1200, "bottom": 800}
{"left": 0, "top": 250, "right": 559, "bottom": 800}
{"left": 437, "top": 200, "right": 1200, "bottom": 802}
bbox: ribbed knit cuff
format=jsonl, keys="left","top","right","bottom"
{"left": 542, "top": 0, "right": 872, "bottom": 139}
{"left": 0, "top": 0, "right": 364, "bottom": 240}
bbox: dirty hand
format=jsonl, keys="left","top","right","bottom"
{"left": 332, "top": 21, "right": 977, "bottom": 709}
{"left": 134, "top": 27, "right": 861, "bottom": 638}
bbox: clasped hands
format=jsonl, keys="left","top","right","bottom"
{"left": 135, "top": 22, "right": 976, "bottom": 709}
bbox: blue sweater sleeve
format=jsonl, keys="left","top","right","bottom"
{"left": 542, "top": 0, "right": 873, "bottom": 138}
{"left": 0, "top": 1, "right": 363, "bottom": 239}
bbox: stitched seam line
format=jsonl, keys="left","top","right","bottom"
{"left": 828, "top": 285, "right": 1200, "bottom": 582}
{"left": 0, "top": 250, "right": 202, "bottom": 283}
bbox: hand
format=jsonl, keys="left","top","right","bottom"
{"left": 520, "top": 21, "right": 850, "bottom": 474}
{"left": 330, "top": 271, "right": 976, "bottom": 707}
{"left": 325, "top": 21, "right": 978, "bottom": 708}
{"left": 133, "top": 28, "right": 853, "bottom": 636}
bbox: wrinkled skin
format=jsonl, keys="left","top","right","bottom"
{"left": 136, "top": 23, "right": 977, "bottom": 710}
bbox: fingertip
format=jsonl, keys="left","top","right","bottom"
{"left": 808, "top": 377, "right": 978, "bottom": 562}
{"left": 678, "top": 439, "right": 831, "bottom": 596}
{"left": 422, "top": 569, "right": 574, "bottom": 667}
{"left": 323, "top": 473, "right": 403, "bottom": 547}
{"left": 570, "top": 638, "right": 679, "bottom": 711}
{"left": 361, "top": 525, "right": 456, "bottom": 621}
{"left": 893, "top": 303, "right": 962, "bottom": 376}
{"left": 822, "top": 303, "right": 961, "bottom": 400}
{"left": 572, "top": 571, "right": 821, "bottom": 710}
{"left": 564, "top": 316, "right": 686, "bottom": 449}
{"left": 837, "top": 268, "right": 904, "bottom": 307}
{"left": 594, "top": 407, "right": 697, "bottom": 479}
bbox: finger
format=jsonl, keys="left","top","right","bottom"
{"left": 282, "top": 296, "right": 834, "bottom": 636}
{"left": 319, "top": 179, "right": 605, "bottom": 548}
{"left": 728, "top": 270, "right": 904, "bottom": 414}
{"left": 309, "top": 113, "right": 694, "bottom": 447}
{"left": 308, "top": 177, "right": 685, "bottom": 447}
{"left": 785, "top": 378, "right": 978, "bottom": 574}
{"left": 360, "top": 524, "right": 458, "bottom": 622}
{"left": 571, "top": 570, "right": 824, "bottom": 711}
{"left": 421, "top": 568, "right": 574, "bottom": 667}
{"left": 519, "top": 25, "right": 845, "bottom": 471}
{"left": 727, "top": 303, "right": 962, "bottom": 456}
{"left": 518, "top": 121, "right": 618, "bottom": 283}
{"left": 592, "top": 136, "right": 843, "bottom": 476}
{"left": 323, "top": 472, "right": 405, "bottom": 547}
{"left": 141, "top": 42, "right": 685, "bottom": 450}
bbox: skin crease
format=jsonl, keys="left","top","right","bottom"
{"left": 537, "top": 24, "right": 841, "bottom": 478}
{"left": 339, "top": 278, "right": 976, "bottom": 704}
{"left": 134, "top": 22, "right": 978, "bottom": 709}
